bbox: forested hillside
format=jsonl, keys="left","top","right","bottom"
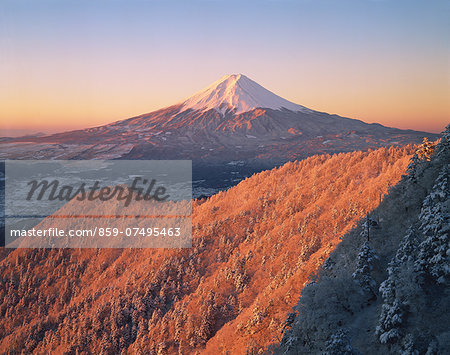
{"left": 0, "top": 145, "right": 417, "bottom": 354}
{"left": 274, "top": 128, "right": 449, "bottom": 354}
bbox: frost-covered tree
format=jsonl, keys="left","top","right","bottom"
{"left": 393, "top": 228, "right": 420, "bottom": 266}
{"left": 406, "top": 137, "right": 439, "bottom": 182}
{"left": 416, "top": 137, "right": 435, "bottom": 162}
{"left": 376, "top": 228, "right": 419, "bottom": 345}
{"left": 323, "top": 329, "right": 359, "bottom": 355}
{"left": 381, "top": 228, "right": 419, "bottom": 300}
{"left": 322, "top": 256, "right": 335, "bottom": 270}
{"left": 406, "top": 154, "right": 421, "bottom": 182}
{"left": 400, "top": 333, "right": 419, "bottom": 355}
{"left": 415, "top": 165, "right": 449, "bottom": 284}
{"left": 434, "top": 124, "right": 449, "bottom": 158}
{"left": 376, "top": 299, "right": 405, "bottom": 344}
{"left": 352, "top": 241, "right": 378, "bottom": 295}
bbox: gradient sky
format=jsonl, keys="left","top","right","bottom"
{"left": 1, "top": 0, "right": 449, "bottom": 135}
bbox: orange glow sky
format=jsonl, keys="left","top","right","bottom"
{"left": 1, "top": 0, "right": 449, "bottom": 136}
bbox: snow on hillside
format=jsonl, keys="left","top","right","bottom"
{"left": 0, "top": 145, "right": 416, "bottom": 354}
{"left": 273, "top": 126, "right": 450, "bottom": 354}
{"left": 180, "top": 74, "right": 311, "bottom": 115}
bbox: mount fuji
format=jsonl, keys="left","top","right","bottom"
{"left": 179, "top": 74, "right": 310, "bottom": 115}
{"left": 1, "top": 74, "right": 437, "bottom": 194}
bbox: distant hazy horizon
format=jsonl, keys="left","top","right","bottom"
{"left": 1, "top": 0, "right": 448, "bottom": 135}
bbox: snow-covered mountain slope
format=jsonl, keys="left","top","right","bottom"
{"left": 273, "top": 127, "right": 450, "bottom": 355}
{"left": 0, "top": 144, "right": 418, "bottom": 354}
{"left": 179, "top": 74, "right": 310, "bottom": 115}
{"left": 0, "top": 74, "right": 438, "bottom": 169}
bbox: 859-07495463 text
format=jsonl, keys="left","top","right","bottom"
{"left": 9, "top": 227, "right": 182, "bottom": 238}
{"left": 3, "top": 160, "right": 192, "bottom": 248}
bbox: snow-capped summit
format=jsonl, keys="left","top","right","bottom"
{"left": 180, "top": 74, "right": 311, "bottom": 115}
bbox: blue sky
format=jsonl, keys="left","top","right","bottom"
{"left": 1, "top": 0, "right": 449, "bottom": 133}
